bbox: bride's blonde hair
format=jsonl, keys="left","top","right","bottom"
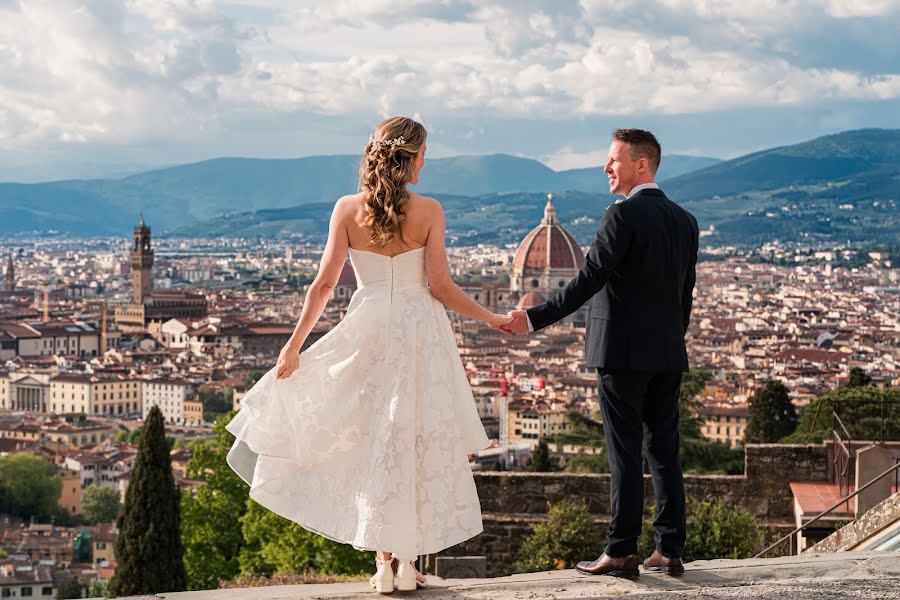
{"left": 358, "top": 116, "right": 427, "bottom": 247}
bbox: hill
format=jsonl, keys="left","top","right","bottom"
{"left": 0, "top": 153, "right": 716, "bottom": 236}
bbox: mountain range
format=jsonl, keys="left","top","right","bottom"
{"left": 0, "top": 152, "right": 717, "bottom": 236}
{"left": 1, "top": 128, "right": 898, "bottom": 245}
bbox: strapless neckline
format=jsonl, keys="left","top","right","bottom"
{"left": 348, "top": 246, "right": 426, "bottom": 259}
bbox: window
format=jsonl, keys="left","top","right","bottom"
{"left": 42, "top": 587, "right": 53, "bottom": 596}
{"left": 22, "top": 587, "right": 33, "bottom": 597}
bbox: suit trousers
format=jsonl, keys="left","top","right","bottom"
{"left": 597, "top": 368, "right": 686, "bottom": 558}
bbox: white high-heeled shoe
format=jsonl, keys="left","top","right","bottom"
{"left": 395, "top": 559, "right": 426, "bottom": 591}
{"left": 370, "top": 556, "right": 394, "bottom": 594}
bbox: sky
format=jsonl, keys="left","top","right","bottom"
{"left": 1, "top": 0, "right": 900, "bottom": 182}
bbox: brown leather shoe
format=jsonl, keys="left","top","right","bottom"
{"left": 642, "top": 550, "right": 684, "bottom": 575}
{"left": 575, "top": 553, "right": 639, "bottom": 578}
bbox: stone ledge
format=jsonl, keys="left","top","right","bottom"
{"left": 808, "top": 491, "right": 900, "bottom": 553}
{"left": 115, "top": 550, "right": 899, "bottom": 600}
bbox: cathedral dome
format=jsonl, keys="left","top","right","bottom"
{"left": 516, "top": 291, "right": 546, "bottom": 310}
{"left": 512, "top": 194, "right": 584, "bottom": 272}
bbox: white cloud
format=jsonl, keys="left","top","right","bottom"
{"left": 0, "top": 0, "right": 899, "bottom": 178}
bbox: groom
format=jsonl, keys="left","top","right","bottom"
{"left": 503, "top": 129, "right": 699, "bottom": 578}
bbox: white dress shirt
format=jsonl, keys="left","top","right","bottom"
{"left": 524, "top": 182, "right": 660, "bottom": 332}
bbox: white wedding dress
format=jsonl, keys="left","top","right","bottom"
{"left": 225, "top": 246, "right": 491, "bottom": 558}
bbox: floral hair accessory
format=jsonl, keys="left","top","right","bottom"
{"left": 369, "top": 135, "right": 406, "bottom": 147}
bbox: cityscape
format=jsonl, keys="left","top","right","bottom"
{"left": 0, "top": 190, "right": 898, "bottom": 595}
{"left": 2, "top": 1, "right": 900, "bottom": 595}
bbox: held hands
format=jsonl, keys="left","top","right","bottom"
{"left": 276, "top": 343, "right": 301, "bottom": 379}
{"left": 500, "top": 310, "right": 530, "bottom": 335}
{"left": 487, "top": 310, "right": 529, "bottom": 335}
{"left": 486, "top": 312, "right": 514, "bottom": 334}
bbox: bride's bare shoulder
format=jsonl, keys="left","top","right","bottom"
{"left": 408, "top": 191, "right": 443, "bottom": 213}
{"left": 334, "top": 192, "right": 367, "bottom": 216}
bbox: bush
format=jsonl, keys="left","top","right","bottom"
{"left": 238, "top": 499, "right": 373, "bottom": 577}
{"left": 514, "top": 500, "right": 602, "bottom": 572}
{"left": 638, "top": 498, "right": 763, "bottom": 562}
{"left": 565, "top": 451, "right": 608, "bottom": 474}
{"left": 680, "top": 439, "right": 744, "bottom": 475}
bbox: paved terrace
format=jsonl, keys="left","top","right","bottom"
{"left": 112, "top": 551, "right": 900, "bottom": 600}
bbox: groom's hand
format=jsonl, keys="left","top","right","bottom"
{"left": 500, "top": 310, "right": 529, "bottom": 335}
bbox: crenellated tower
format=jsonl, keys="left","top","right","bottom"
{"left": 131, "top": 214, "right": 154, "bottom": 304}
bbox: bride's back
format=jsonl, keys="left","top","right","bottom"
{"left": 345, "top": 190, "right": 434, "bottom": 257}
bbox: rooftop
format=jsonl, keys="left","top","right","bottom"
{"left": 109, "top": 551, "right": 899, "bottom": 600}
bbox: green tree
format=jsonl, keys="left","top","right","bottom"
{"left": 524, "top": 440, "right": 560, "bottom": 472}
{"left": 82, "top": 486, "right": 121, "bottom": 524}
{"left": 514, "top": 499, "right": 602, "bottom": 572}
{"left": 116, "top": 427, "right": 143, "bottom": 444}
{"left": 0, "top": 548, "right": 8, "bottom": 559}
{"left": 847, "top": 367, "right": 872, "bottom": 388}
{"left": 745, "top": 380, "right": 797, "bottom": 443}
{"left": 0, "top": 452, "right": 62, "bottom": 520}
{"left": 238, "top": 499, "right": 372, "bottom": 577}
{"left": 679, "top": 369, "right": 712, "bottom": 440}
{"left": 110, "top": 406, "right": 186, "bottom": 596}
{"left": 639, "top": 498, "right": 763, "bottom": 561}
{"left": 56, "top": 578, "right": 83, "bottom": 600}
{"left": 181, "top": 412, "right": 248, "bottom": 590}
{"left": 245, "top": 370, "right": 265, "bottom": 386}
{"left": 86, "top": 579, "right": 109, "bottom": 598}
{"left": 676, "top": 369, "right": 744, "bottom": 474}
{"left": 784, "top": 386, "right": 900, "bottom": 443}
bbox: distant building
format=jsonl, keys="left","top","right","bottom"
{"left": 0, "top": 563, "right": 54, "bottom": 600}
{"left": 4, "top": 255, "right": 14, "bottom": 291}
{"left": 0, "top": 321, "right": 100, "bottom": 359}
{"left": 49, "top": 374, "right": 141, "bottom": 417}
{"left": 142, "top": 379, "right": 196, "bottom": 425}
{"left": 700, "top": 404, "right": 749, "bottom": 448}
{"left": 115, "top": 216, "right": 207, "bottom": 331}
{"left": 507, "top": 194, "right": 586, "bottom": 319}
{"left": 506, "top": 397, "right": 570, "bottom": 445}
{"left": 0, "top": 371, "right": 51, "bottom": 412}
{"left": 58, "top": 468, "right": 83, "bottom": 516}
{"left": 183, "top": 398, "right": 204, "bottom": 426}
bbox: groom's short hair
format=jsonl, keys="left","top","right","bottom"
{"left": 612, "top": 129, "right": 661, "bottom": 174}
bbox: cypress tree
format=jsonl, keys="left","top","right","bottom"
{"left": 110, "top": 406, "right": 186, "bottom": 596}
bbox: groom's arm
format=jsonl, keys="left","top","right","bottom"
{"left": 682, "top": 214, "right": 699, "bottom": 335}
{"left": 525, "top": 203, "right": 632, "bottom": 331}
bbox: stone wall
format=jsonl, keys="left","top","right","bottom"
{"left": 435, "top": 444, "right": 830, "bottom": 577}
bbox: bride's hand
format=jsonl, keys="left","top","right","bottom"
{"left": 486, "top": 312, "right": 514, "bottom": 332}
{"left": 276, "top": 344, "right": 301, "bottom": 379}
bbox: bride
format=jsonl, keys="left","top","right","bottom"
{"left": 225, "top": 116, "right": 512, "bottom": 593}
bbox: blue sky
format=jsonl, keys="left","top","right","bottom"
{"left": 1, "top": 0, "right": 899, "bottom": 181}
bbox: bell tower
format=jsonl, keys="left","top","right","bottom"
{"left": 131, "top": 214, "right": 154, "bottom": 304}
{"left": 4, "top": 255, "right": 13, "bottom": 291}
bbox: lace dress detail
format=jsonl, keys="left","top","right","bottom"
{"left": 225, "top": 247, "right": 491, "bottom": 558}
